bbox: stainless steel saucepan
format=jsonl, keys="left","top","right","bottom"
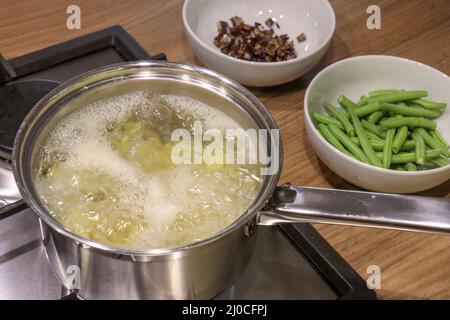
{"left": 12, "top": 61, "right": 450, "bottom": 299}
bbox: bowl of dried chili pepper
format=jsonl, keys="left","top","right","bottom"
{"left": 182, "top": 0, "right": 335, "bottom": 87}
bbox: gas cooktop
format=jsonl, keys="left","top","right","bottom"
{"left": 0, "top": 26, "right": 375, "bottom": 300}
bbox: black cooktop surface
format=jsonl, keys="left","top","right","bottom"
{"left": 0, "top": 80, "right": 59, "bottom": 159}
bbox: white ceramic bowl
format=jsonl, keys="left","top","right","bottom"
{"left": 304, "top": 55, "right": 450, "bottom": 193}
{"left": 182, "top": 0, "right": 335, "bottom": 87}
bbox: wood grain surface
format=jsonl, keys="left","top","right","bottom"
{"left": 0, "top": 0, "right": 449, "bottom": 299}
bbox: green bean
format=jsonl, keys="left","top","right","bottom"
{"left": 380, "top": 117, "right": 437, "bottom": 130}
{"left": 410, "top": 103, "right": 443, "bottom": 113}
{"left": 362, "top": 120, "right": 386, "bottom": 138}
{"left": 397, "top": 140, "right": 415, "bottom": 151}
{"left": 324, "top": 102, "right": 355, "bottom": 136}
{"left": 404, "top": 162, "right": 417, "bottom": 171}
{"left": 357, "top": 95, "right": 368, "bottom": 107}
{"left": 328, "top": 124, "right": 370, "bottom": 164}
{"left": 354, "top": 136, "right": 416, "bottom": 152}
{"left": 313, "top": 113, "right": 344, "bottom": 130}
{"left": 430, "top": 157, "right": 450, "bottom": 167}
{"left": 401, "top": 140, "right": 416, "bottom": 151}
{"left": 383, "top": 128, "right": 396, "bottom": 168}
{"left": 412, "top": 132, "right": 425, "bottom": 165}
{"left": 368, "top": 90, "right": 428, "bottom": 104}
{"left": 393, "top": 165, "right": 406, "bottom": 171}
{"left": 418, "top": 103, "right": 441, "bottom": 114}
{"left": 392, "top": 126, "right": 408, "bottom": 154}
{"left": 349, "top": 108, "right": 383, "bottom": 167}
{"left": 372, "top": 141, "right": 384, "bottom": 152}
{"left": 381, "top": 103, "right": 441, "bottom": 119}
{"left": 350, "top": 138, "right": 415, "bottom": 152}
{"left": 422, "top": 160, "right": 437, "bottom": 168}
{"left": 338, "top": 95, "right": 359, "bottom": 110}
{"left": 376, "top": 149, "right": 444, "bottom": 164}
{"left": 430, "top": 130, "right": 450, "bottom": 149}
{"left": 368, "top": 89, "right": 401, "bottom": 98}
{"left": 366, "top": 131, "right": 384, "bottom": 142}
{"left": 350, "top": 137, "right": 382, "bottom": 151}
{"left": 354, "top": 102, "right": 382, "bottom": 118}
{"left": 323, "top": 102, "right": 350, "bottom": 119}
{"left": 413, "top": 98, "right": 447, "bottom": 110}
{"left": 367, "top": 111, "right": 384, "bottom": 124}
{"left": 317, "top": 124, "right": 355, "bottom": 158}
{"left": 415, "top": 128, "right": 450, "bottom": 156}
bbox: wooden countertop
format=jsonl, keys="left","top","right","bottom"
{"left": 0, "top": 0, "right": 449, "bottom": 299}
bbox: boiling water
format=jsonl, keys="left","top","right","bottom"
{"left": 34, "top": 91, "right": 262, "bottom": 249}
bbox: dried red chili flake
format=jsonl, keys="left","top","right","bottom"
{"left": 213, "top": 16, "right": 298, "bottom": 62}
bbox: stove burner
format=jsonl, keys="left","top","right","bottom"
{"left": 0, "top": 79, "right": 59, "bottom": 160}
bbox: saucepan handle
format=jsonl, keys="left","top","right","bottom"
{"left": 258, "top": 184, "right": 450, "bottom": 235}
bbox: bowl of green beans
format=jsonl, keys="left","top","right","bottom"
{"left": 304, "top": 55, "right": 450, "bottom": 193}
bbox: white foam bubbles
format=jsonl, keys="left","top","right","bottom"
{"left": 34, "top": 90, "right": 261, "bottom": 248}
